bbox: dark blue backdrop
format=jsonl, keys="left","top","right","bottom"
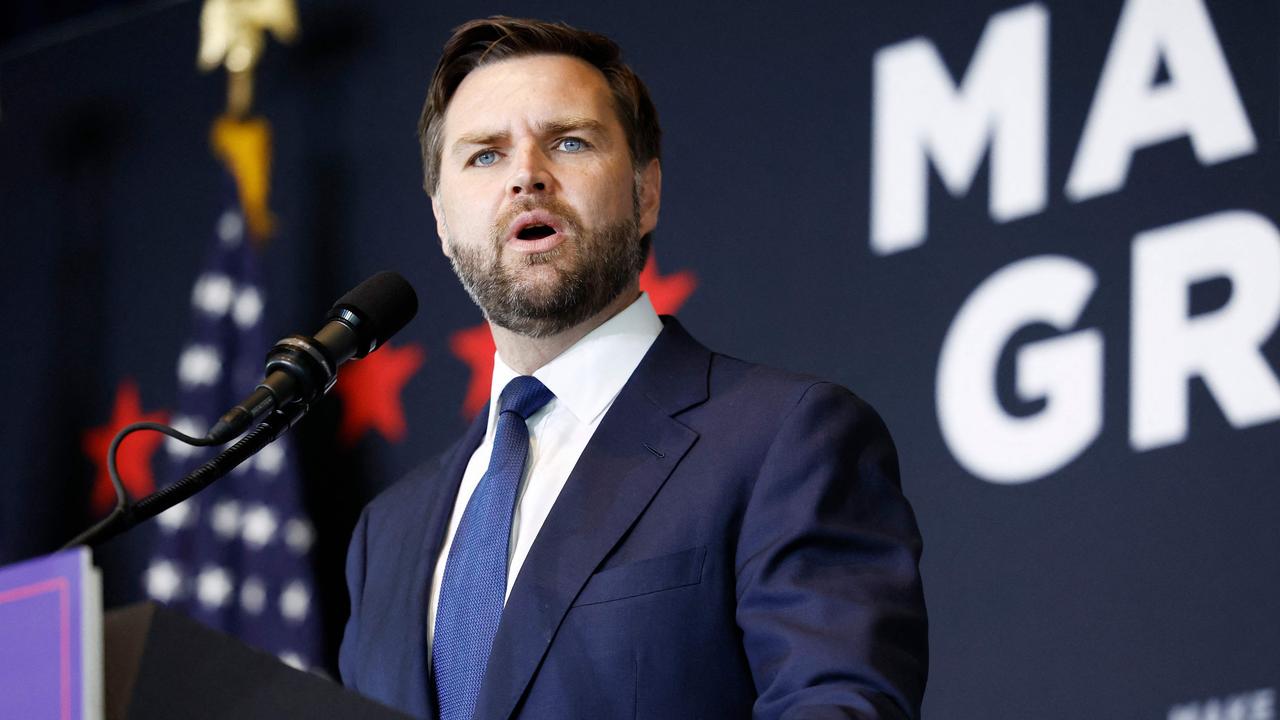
{"left": 2, "top": 1, "right": 1277, "bottom": 717}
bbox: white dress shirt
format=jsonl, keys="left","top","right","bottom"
{"left": 426, "top": 293, "right": 664, "bottom": 648}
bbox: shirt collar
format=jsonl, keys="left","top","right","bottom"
{"left": 487, "top": 292, "right": 663, "bottom": 431}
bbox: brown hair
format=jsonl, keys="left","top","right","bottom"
{"left": 417, "top": 16, "right": 662, "bottom": 195}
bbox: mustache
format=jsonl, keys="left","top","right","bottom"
{"left": 494, "top": 196, "right": 583, "bottom": 239}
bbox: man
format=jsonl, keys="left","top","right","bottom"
{"left": 340, "top": 16, "right": 927, "bottom": 720}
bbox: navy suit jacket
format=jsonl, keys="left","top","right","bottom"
{"left": 340, "top": 317, "right": 928, "bottom": 719}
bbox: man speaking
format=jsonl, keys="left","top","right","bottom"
{"left": 339, "top": 16, "right": 928, "bottom": 719}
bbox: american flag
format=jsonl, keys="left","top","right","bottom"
{"left": 141, "top": 178, "right": 322, "bottom": 673}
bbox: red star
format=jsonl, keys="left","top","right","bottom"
{"left": 639, "top": 254, "right": 698, "bottom": 314}
{"left": 333, "top": 342, "right": 426, "bottom": 445}
{"left": 449, "top": 324, "right": 498, "bottom": 421}
{"left": 83, "top": 379, "right": 169, "bottom": 517}
{"left": 448, "top": 254, "right": 699, "bottom": 420}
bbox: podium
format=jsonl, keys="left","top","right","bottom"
{"left": 0, "top": 549, "right": 406, "bottom": 719}
{"left": 104, "top": 603, "right": 411, "bottom": 720}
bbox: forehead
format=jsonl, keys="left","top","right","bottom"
{"left": 443, "top": 54, "right": 622, "bottom": 139}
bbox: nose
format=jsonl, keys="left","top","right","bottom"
{"left": 509, "top": 143, "right": 553, "bottom": 197}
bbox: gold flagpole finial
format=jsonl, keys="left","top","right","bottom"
{"left": 198, "top": 0, "right": 298, "bottom": 118}
{"left": 199, "top": 0, "right": 296, "bottom": 244}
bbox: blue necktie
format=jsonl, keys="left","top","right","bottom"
{"left": 432, "top": 375, "right": 555, "bottom": 720}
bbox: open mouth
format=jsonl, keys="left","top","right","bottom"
{"left": 506, "top": 210, "right": 566, "bottom": 252}
{"left": 516, "top": 224, "right": 556, "bottom": 240}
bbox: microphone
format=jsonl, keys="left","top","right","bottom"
{"left": 207, "top": 271, "right": 418, "bottom": 443}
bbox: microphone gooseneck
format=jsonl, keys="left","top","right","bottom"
{"left": 61, "top": 271, "right": 419, "bottom": 550}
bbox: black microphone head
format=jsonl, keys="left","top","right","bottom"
{"left": 328, "top": 271, "right": 419, "bottom": 357}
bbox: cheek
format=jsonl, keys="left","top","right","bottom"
{"left": 442, "top": 192, "right": 501, "bottom": 240}
{"left": 577, "top": 167, "right": 636, "bottom": 222}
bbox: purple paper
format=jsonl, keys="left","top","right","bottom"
{"left": 0, "top": 548, "right": 87, "bottom": 720}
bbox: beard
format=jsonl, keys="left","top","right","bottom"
{"left": 446, "top": 192, "right": 647, "bottom": 338}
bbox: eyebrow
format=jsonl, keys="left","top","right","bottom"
{"left": 451, "top": 117, "right": 609, "bottom": 155}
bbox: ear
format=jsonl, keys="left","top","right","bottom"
{"left": 637, "top": 158, "right": 661, "bottom": 237}
{"left": 430, "top": 194, "right": 452, "bottom": 258}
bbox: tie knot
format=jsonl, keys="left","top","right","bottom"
{"left": 498, "top": 375, "right": 554, "bottom": 420}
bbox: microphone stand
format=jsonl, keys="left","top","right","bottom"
{"left": 61, "top": 403, "right": 308, "bottom": 550}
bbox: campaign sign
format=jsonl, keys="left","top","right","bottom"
{"left": 0, "top": 547, "right": 102, "bottom": 720}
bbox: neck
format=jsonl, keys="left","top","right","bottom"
{"left": 491, "top": 282, "right": 641, "bottom": 375}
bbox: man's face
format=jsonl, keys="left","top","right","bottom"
{"left": 431, "top": 54, "right": 661, "bottom": 337}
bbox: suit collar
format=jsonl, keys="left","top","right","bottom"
{"left": 474, "top": 316, "right": 710, "bottom": 720}
{"left": 634, "top": 316, "right": 712, "bottom": 416}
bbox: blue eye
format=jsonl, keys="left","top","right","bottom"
{"left": 473, "top": 150, "right": 498, "bottom": 167}
{"left": 559, "top": 138, "right": 586, "bottom": 153}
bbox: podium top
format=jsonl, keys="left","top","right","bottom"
{"left": 105, "top": 603, "right": 411, "bottom": 720}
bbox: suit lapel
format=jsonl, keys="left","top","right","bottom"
{"left": 408, "top": 407, "right": 488, "bottom": 720}
{"left": 474, "top": 318, "right": 711, "bottom": 720}
{"left": 420, "top": 407, "right": 489, "bottom": 580}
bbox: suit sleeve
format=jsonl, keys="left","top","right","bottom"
{"left": 338, "top": 504, "right": 371, "bottom": 691}
{"left": 735, "top": 382, "right": 928, "bottom": 719}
